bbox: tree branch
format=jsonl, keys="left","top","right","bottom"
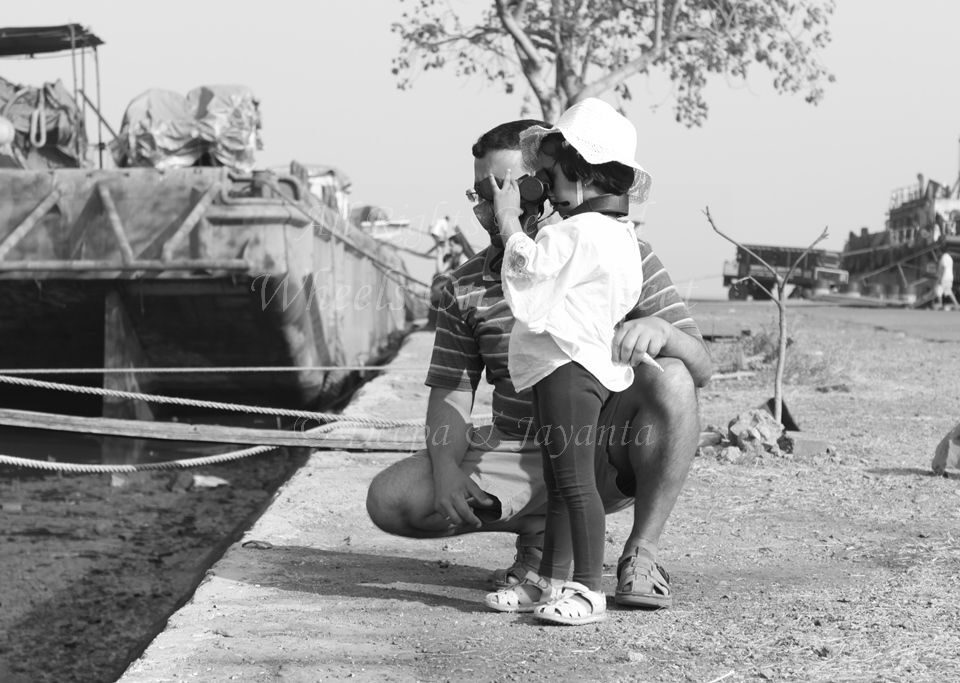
{"left": 580, "top": 34, "right": 595, "bottom": 83}
{"left": 577, "top": 51, "right": 654, "bottom": 100}
{"left": 495, "top": 0, "right": 556, "bottom": 112}
{"left": 411, "top": 27, "right": 507, "bottom": 51}
{"left": 495, "top": 0, "right": 544, "bottom": 68}
{"left": 653, "top": 0, "right": 664, "bottom": 53}
{"left": 783, "top": 226, "right": 830, "bottom": 289}
{"left": 733, "top": 275, "right": 777, "bottom": 303}
{"left": 705, "top": 206, "right": 784, "bottom": 288}
{"left": 665, "top": 0, "right": 685, "bottom": 41}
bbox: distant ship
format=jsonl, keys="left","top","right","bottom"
{"left": 722, "top": 163, "right": 960, "bottom": 307}
{"left": 840, "top": 171, "right": 960, "bottom": 306}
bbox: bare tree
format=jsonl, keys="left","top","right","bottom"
{"left": 705, "top": 206, "right": 828, "bottom": 426}
{"left": 392, "top": 0, "right": 835, "bottom": 123}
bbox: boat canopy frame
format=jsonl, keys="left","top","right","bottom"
{"left": 0, "top": 23, "right": 107, "bottom": 167}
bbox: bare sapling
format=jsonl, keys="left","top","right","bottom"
{"left": 704, "top": 207, "right": 829, "bottom": 425}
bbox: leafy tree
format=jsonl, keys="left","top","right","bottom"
{"left": 392, "top": 0, "right": 835, "bottom": 123}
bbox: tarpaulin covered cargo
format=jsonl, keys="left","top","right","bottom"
{"left": 112, "top": 85, "right": 262, "bottom": 173}
{"left": 0, "top": 75, "right": 86, "bottom": 168}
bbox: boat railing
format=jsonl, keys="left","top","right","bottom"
{"left": 889, "top": 184, "right": 924, "bottom": 208}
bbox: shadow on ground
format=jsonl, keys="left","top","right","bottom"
{"left": 215, "top": 547, "right": 494, "bottom": 614}
{"left": 867, "top": 466, "right": 953, "bottom": 478}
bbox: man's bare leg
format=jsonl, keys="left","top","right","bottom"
{"left": 366, "top": 453, "right": 542, "bottom": 540}
{"left": 609, "top": 358, "right": 699, "bottom": 560}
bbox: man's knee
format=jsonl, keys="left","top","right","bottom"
{"left": 367, "top": 461, "right": 420, "bottom": 535}
{"left": 635, "top": 358, "right": 698, "bottom": 416}
{"left": 365, "top": 458, "right": 430, "bottom": 536}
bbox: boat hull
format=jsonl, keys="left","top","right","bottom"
{"left": 0, "top": 167, "right": 416, "bottom": 415}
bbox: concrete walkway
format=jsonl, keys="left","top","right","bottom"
{"left": 119, "top": 329, "right": 513, "bottom": 682}
{"left": 118, "top": 304, "right": 960, "bottom": 682}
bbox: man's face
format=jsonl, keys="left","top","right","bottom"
{"left": 472, "top": 149, "right": 533, "bottom": 249}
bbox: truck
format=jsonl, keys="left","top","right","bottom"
{"left": 722, "top": 244, "right": 849, "bottom": 300}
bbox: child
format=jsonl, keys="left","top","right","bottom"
{"left": 483, "top": 98, "right": 654, "bottom": 625}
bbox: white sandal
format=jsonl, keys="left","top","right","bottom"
{"left": 533, "top": 581, "right": 606, "bottom": 625}
{"left": 484, "top": 570, "right": 559, "bottom": 613}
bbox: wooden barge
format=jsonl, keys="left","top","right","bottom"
{"left": 0, "top": 24, "right": 422, "bottom": 427}
{"left": 0, "top": 165, "right": 417, "bottom": 418}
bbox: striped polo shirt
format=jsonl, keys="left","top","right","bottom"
{"left": 426, "top": 238, "right": 703, "bottom": 439}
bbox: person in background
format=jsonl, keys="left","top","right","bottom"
{"left": 435, "top": 232, "right": 466, "bottom": 275}
{"left": 427, "top": 216, "right": 463, "bottom": 328}
{"left": 935, "top": 251, "right": 958, "bottom": 310}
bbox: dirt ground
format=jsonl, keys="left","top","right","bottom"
{"left": 3, "top": 302, "right": 960, "bottom": 682}
{"left": 0, "top": 448, "right": 304, "bottom": 683}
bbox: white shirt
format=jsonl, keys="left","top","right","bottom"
{"left": 502, "top": 212, "right": 643, "bottom": 393}
{"left": 429, "top": 217, "right": 454, "bottom": 243}
{"left": 938, "top": 252, "right": 954, "bottom": 287}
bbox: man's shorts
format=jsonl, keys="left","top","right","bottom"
{"left": 412, "top": 422, "right": 634, "bottom": 525}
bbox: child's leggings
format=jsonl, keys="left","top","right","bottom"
{"left": 531, "top": 361, "right": 611, "bottom": 591}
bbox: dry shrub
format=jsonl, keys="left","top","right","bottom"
{"left": 708, "top": 327, "right": 843, "bottom": 386}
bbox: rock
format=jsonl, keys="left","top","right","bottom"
{"left": 931, "top": 422, "right": 960, "bottom": 475}
{"left": 241, "top": 539, "right": 274, "bottom": 550}
{"left": 698, "top": 445, "right": 717, "bottom": 459}
{"left": 168, "top": 471, "right": 195, "bottom": 493}
{"left": 718, "top": 446, "right": 743, "bottom": 464}
{"left": 739, "top": 438, "right": 767, "bottom": 462}
{"left": 728, "top": 409, "right": 784, "bottom": 449}
{"left": 192, "top": 474, "right": 230, "bottom": 489}
{"left": 699, "top": 429, "right": 725, "bottom": 447}
{"left": 780, "top": 432, "right": 836, "bottom": 458}
{"left": 760, "top": 398, "right": 800, "bottom": 431}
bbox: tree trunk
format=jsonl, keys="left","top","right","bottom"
{"left": 773, "top": 290, "right": 787, "bottom": 426}
{"left": 537, "top": 93, "right": 564, "bottom": 123}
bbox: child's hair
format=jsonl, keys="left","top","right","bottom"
{"left": 543, "top": 132, "right": 635, "bottom": 196}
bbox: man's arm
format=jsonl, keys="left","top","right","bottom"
{"left": 615, "top": 240, "right": 713, "bottom": 387}
{"left": 425, "top": 387, "right": 493, "bottom": 528}
{"left": 613, "top": 316, "right": 712, "bottom": 387}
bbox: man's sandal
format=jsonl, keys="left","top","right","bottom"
{"left": 490, "top": 543, "right": 543, "bottom": 589}
{"left": 484, "top": 570, "right": 559, "bottom": 613}
{"left": 533, "top": 581, "right": 606, "bottom": 626}
{"left": 615, "top": 548, "right": 672, "bottom": 609}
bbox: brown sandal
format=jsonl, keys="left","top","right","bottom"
{"left": 489, "top": 540, "right": 543, "bottom": 589}
{"left": 615, "top": 548, "right": 672, "bottom": 608}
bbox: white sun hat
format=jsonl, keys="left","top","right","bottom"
{"left": 519, "top": 97, "right": 652, "bottom": 204}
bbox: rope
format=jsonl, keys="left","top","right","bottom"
{"left": 0, "top": 443, "right": 279, "bottom": 473}
{"left": 266, "top": 181, "right": 433, "bottom": 293}
{"left": 28, "top": 98, "right": 47, "bottom": 148}
{"left": 0, "top": 374, "right": 425, "bottom": 428}
{"left": 370, "top": 237, "right": 435, "bottom": 259}
{"left": 0, "top": 365, "right": 427, "bottom": 375}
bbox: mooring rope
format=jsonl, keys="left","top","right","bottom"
{"left": 0, "top": 372, "right": 496, "bottom": 473}
{"left": 0, "top": 442, "right": 282, "bottom": 473}
{"left": 266, "top": 182, "right": 433, "bottom": 294}
{"left": 0, "top": 365, "right": 426, "bottom": 375}
{"left": 0, "top": 374, "right": 425, "bottom": 428}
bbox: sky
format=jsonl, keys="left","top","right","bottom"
{"left": 3, "top": 0, "right": 960, "bottom": 298}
